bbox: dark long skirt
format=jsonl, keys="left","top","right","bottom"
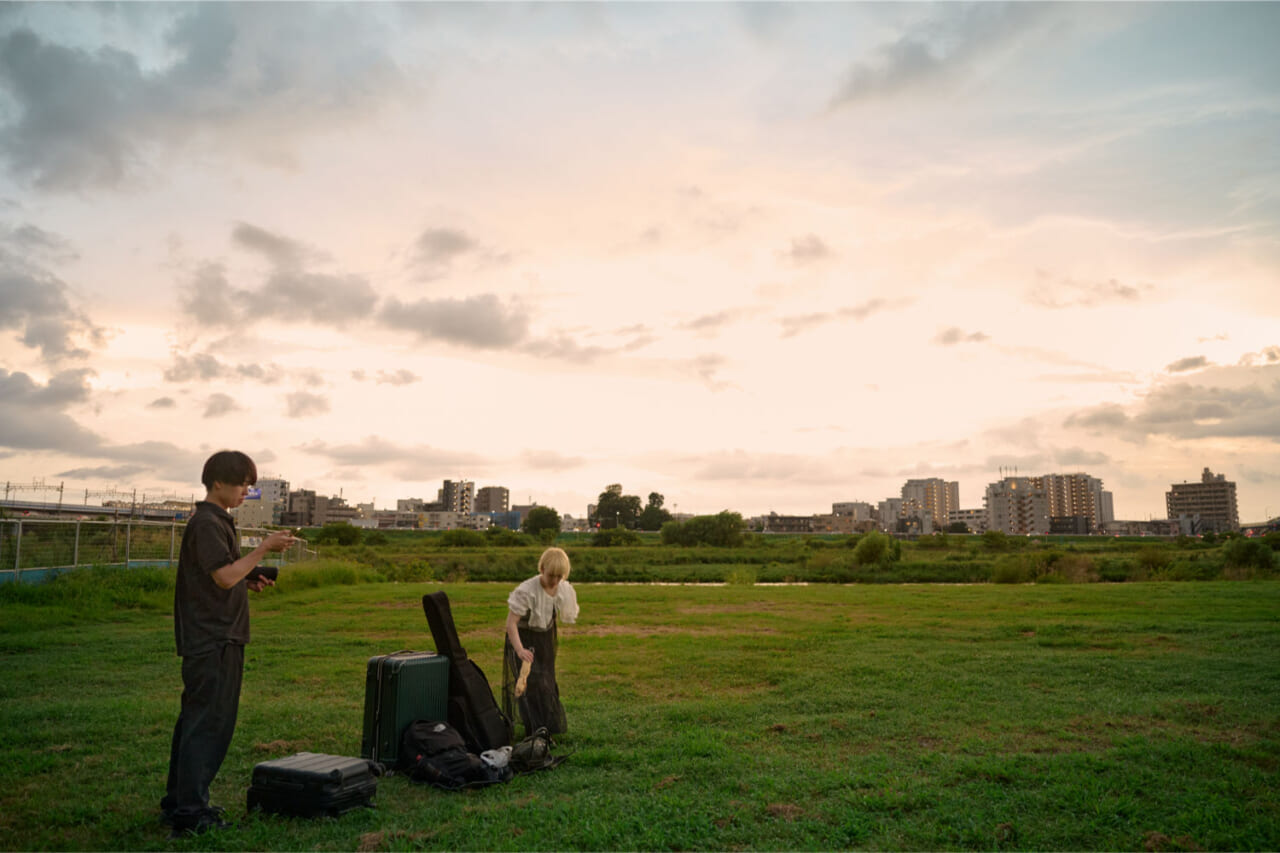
{"left": 502, "top": 617, "right": 567, "bottom": 737}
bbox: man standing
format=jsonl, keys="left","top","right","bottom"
{"left": 160, "top": 450, "right": 298, "bottom": 837}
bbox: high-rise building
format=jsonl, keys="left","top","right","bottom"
{"left": 282, "top": 489, "right": 316, "bottom": 528}
{"left": 438, "top": 480, "right": 475, "bottom": 514}
{"left": 1167, "top": 468, "right": 1239, "bottom": 533}
{"left": 985, "top": 477, "right": 1049, "bottom": 535}
{"left": 475, "top": 486, "right": 510, "bottom": 514}
{"left": 832, "top": 501, "right": 874, "bottom": 521}
{"left": 1035, "top": 473, "right": 1108, "bottom": 532}
{"left": 901, "top": 479, "right": 960, "bottom": 530}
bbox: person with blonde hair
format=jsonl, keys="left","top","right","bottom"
{"left": 502, "top": 546, "right": 579, "bottom": 737}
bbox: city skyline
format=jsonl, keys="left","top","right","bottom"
{"left": 1, "top": 4, "right": 1278, "bottom": 522}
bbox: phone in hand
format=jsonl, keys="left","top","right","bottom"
{"left": 247, "top": 565, "right": 278, "bottom": 584}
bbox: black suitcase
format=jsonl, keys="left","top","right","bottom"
{"left": 361, "top": 650, "right": 450, "bottom": 769}
{"left": 421, "top": 591, "right": 512, "bottom": 753}
{"left": 247, "top": 752, "right": 380, "bottom": 818}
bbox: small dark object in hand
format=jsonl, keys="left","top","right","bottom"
{"left": 247, "top": 565, "right": 278, "bottom": 583}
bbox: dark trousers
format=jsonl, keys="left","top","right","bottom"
{"left": 162, "top": 643, "right": 244, "bottom": 816}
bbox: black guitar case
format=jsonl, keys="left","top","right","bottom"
{"left": 421, "top": 591, "right": 512, "bottom": 753}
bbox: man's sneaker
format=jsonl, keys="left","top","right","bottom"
{"left": 167, "top": 807, "right": 231, "bottom": 839}
{"left": 161, "top": 803, "right": 223, "bottom": 829}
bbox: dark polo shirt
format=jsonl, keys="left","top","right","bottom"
{"left": 174, "top": 501, "right": 249, "bottom": 657}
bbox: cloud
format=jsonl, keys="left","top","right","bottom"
{"left": 203, "top": 393, "right": 240, "bottom": 418}
{"left": 179, "top": 228, "right": 379, "bottom": 331}
{"left": 147, "top": 397, "right": 176, "bottom": 409}
{"left": 1064, "top": 364, "right": 1280, "bottom": 442}
{"left": 297, "top": 436, "right": 488, "bottom": 477}
{"left": 0, "top": 368, "right": 99, "bottom": 450}
{"left": 520, "top": 450, "right": 586, "bottom": 471}
{"left": 781, "top": 234, "right": 832, "bottom": 266}
{"left": 0, "top": 368, "right": 200, "bottom": 479}
{"left": 378, "top": 294, "right": 529, "bottom": 350}
{"left": 286, "top": 391, "right": 330, "bottom": 419}
{"left": 0, "top": 6, "right": 407, "bottom": 191}
{"left": 0, "top": 232, "right": 105, "bottom": 361}
{"left": 415, "top": 227, "right": 476, "bottom": 266}
{"left": 1027, "top": 272, "right": 1148, "bottom": 309}
{"left": 780, "top": 299, "right": 901, "bottom": 338}
{"left": 55, "top": 463, "right": 148, "bottom": 480}
{"left": 258, "top": 271, "right": 379, "bottom": 328}
{"left": 163, "top": 351, "right": 284, "bottom": 384}
{"left": 232, "top": 222, "right": 315, "bottom": 269}
{"left": 934, "top": 327, "right": 990, "bottom": 346}
{"left": 828, "top": 2, "right": 1058, "bottom": 107}
{"left": 375, "top": 369, "right": 420, "bottom": 386}
{"left": 677, "top": 310, "right": 745, "bottom": 336}
{"left": 1238, "top": 346, "right": 1280, "bottom": 367}
{"left": 1166, "top": 356, "right": 1209, "bottom": 374}
{"left": 1054, "top": 447, "right": 1110, "bottom": 466}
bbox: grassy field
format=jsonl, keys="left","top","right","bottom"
{"left": 1, "top": 569, "right": 1278, "bottom": 850}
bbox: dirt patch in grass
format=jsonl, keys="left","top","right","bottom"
{"left": 569, "top": 624, "right": 778, "bottom": 637}
{"left": 253, "top": 739, "right": 308, "bottom": 754}
{"left": 1143, "top": 830, "right": 1203, "bottom": 852}
{"left": 766, "top": 803, "right": 804, "bottom": 821}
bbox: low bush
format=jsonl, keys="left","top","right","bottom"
{"left": 1223, "top": 537, "right": 1276, "bottom": 572}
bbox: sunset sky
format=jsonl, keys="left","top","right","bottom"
{"left": 1, "top": 2, "right": 1277, "bottom": 522}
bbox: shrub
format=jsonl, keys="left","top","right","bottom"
{"left": 1222, "top": 537, "right": 1276, "bottom": 571}
{"left": 991, "top": 555, "right": 1031, "bottom": 584}
{"left": 313, "top": 522, "right": 363, "bottom": 546}
{"left": 724, "top": 566, "right": 757, "bottom": 585}
{"left": 593, "top": 527, "right": 640, "bottom": 547}
{"left": 440, "top": 529, "right": 485, "bottom": 548}
{"left": 1136, "top": 545, "right": 1173, "bottom": 574}
{"left": 982, "top": 530, "right": 1010, "bottom": 551}
{"left": 661, "top": 512, "right": 746, "bottom": 547}
{"left": 852, "top": 531, "right": 899, "bottom": 566}
{"left": 485, "top": 527, "right": 534, "bottom": 547}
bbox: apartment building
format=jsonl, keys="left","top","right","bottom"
{"left": 832, "top": 501, "right": 875, "bottom": 521}
{"left": 439, "top": 480, "right": 475, "bottom": 514}
{"left": 475, "top": 486, "right": 510, "bottom": 514}
{"left": 947, "top": 508, "right": 987, "bottom": 534}
{"left": 984, "top": 477, "right": 1050, "bottom": 535}
{"left": 1036, "top": 473, "right": 1112, "bottom": 532}
{"left": 901, "top": 479, "right": 960, "bottom": 530}
{"left": 1167, "top": 468, "right": 1239, "bottom": 533}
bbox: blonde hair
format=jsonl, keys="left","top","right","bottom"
{"left": 538, "top": 547, "right": 571, "bottom": 580}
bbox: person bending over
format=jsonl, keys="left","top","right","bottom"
{"left": 502, "top": 546, "right": 579, "bottom": 738}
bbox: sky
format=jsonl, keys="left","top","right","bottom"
{"left": 1, "top": 1, "right": 1278, "bottom": 523}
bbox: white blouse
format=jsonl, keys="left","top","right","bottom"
{"left": 507, "top": 575, "right": 579, "bottom": 630}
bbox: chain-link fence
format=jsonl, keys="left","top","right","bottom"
{"left": 0, "top": 518, "right": 314, "bottom": 584}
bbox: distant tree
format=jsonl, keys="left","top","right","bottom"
{"left": 637, "top": 492, "right": 674, "bottom": 531}
{"left": 440, "top": 528, "right": 485, "bottom": 547}
{"left": 592, "top": 484, "right": 642, "bottom": 529}
{"left": 982, "top": 529, "right": 1010, "bottom": 551}
{"left": 593, "top": 526, "right": 640, "bottom": 547}
{"left": 1223, "top": 537, "right": 1276, "bottom": 571}
{"left": 947, "top": 521, "right": 970, "bottom": 534}
{"left": 852, "top": 530, "right": 891, "bottom": 565}
{"left": 314, "top": 522, "right": 362, "bottom": 546}
{"left": 364, "top": 530, "right": 389, "bottom": 546}
{"left": 522, "top": 506, "right": 562, "bottom": 543}
{"left": 660, "top": 511, "right": 745, "bottom": 547}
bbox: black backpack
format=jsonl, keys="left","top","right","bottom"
{"left": 401, "top": 720, "right": 510, "bottom": 790}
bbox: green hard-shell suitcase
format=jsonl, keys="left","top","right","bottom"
{"left": 361, "top": 650, "right": 450, "bottom": 769}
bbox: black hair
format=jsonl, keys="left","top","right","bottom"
{"left": 201, "top": 450, "right": 258, "bottom": 491}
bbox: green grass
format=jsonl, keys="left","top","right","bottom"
{"left": 2, "top": 573, "right": 1278, "bottom": 850}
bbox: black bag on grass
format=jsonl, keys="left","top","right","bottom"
{"left": 401, "top": 720, "right": 510, "bottom": 790}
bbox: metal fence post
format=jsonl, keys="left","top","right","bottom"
{"left": 74, "top": 519, "right": 81, "bottom": 569}
{"left": 169, "top": 520, "right": 177, "bottom": 569}
{"left": 125, "top": 520, "right": 132, "bottom": 569}
{"left": 14, "top": 519, "right": 21, "bottom": 582}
